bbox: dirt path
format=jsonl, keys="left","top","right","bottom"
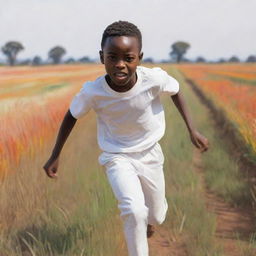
{"left": 147, "top": 149, "right": 255, "bottom": 256}
{"left": 193, "top": 149, "right": 256, "bottom": 256}
{"left": 148, "top": 225, "right": 188, "bottom": 256}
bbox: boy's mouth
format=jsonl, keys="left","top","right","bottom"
{"left": 114, "top": 72, "right": 127, "bottom": 78}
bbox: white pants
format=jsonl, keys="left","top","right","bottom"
{"left": 99, "top": 143, "right": 168, "bottom": 256}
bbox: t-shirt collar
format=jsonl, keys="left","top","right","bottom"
{"left": 102, "top": 67, "right": 142, "bottom": 97}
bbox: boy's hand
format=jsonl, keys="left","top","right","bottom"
{"left": 189, "top": 130, "right": 209, "bottom": 152}
{"left": 43, "top": 157, "right": 59, "bottom": 178}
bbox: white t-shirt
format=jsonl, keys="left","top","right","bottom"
{"left": 70, "top": 66, "right": 179, "bottom": 153}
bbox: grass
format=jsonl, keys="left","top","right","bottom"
{"left": 40, "top": 83, "right": 69, "bottom": 93}
{"left": 215, "top": 75, "right": 256, "bottom": 86}
{"left": 161, "top": 66, "right": 223, "bottom": 255}
{"left": 171, "top": 65, "right": 256, "bottom": 254}
{"left": 1, "top": 64, "right": 255, "bottom": 255}
{"left": 0, "top": 110, "right": 126, "bottom": 256}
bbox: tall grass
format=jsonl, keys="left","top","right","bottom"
{"left": 0, "top": 65, "right": 126, "bottom": 256}
{"left": 169, "top": 65, "right": 255, "bottom": 254}
{"left": 160, "top": 66, "right": 223, "bottom": 256}
{"left": 177, "top": 64, "right": 256, "bottom": 156}
{"left": 0, "top": 112, "right": 126, "bottom": 256}
{"left": 175, "top": 65, "right": 253, "bottom": 207}
{"left": 1, "top": 64, "right": 255, "bottom": 255}
{"left": 0, "top": 64, "right": 104, "bottom": 178}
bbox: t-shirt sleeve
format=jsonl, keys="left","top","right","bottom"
{"left": 155, "top": 68, "right": 179, "bottom": 96}
{"left": 69, "top": 82, "right": 93, "bottom": 119}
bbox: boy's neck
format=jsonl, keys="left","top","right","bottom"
{"left": 105, "top": 73, "right": 138, "bottom": 93}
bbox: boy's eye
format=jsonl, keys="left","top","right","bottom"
{"left": 107, "top": 55, "right": 116, "bottom": 61}
{"left": 126, "top": 56, "right": 135, "bottom": 62}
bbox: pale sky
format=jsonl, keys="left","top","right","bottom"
{"left": 1, "top": 0, "right": 256, "bottom": 62}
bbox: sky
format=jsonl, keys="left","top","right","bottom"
{"left": 0, "top": 0, "right": 256, "bottom": 62}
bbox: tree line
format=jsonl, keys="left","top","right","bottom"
{"left": 1, "top": 40, "right": 256, "bottom": 66}
{"left": 169, "top": 41, "right": 256, "bottom": 63}
{"left": 0, "top": 41, "right": 94, "bottom": 66}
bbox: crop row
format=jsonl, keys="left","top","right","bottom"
{"left": 177, "top": 64, "right": 256, "bottom": 154}
{"left": 0, "top": 65, "right": 104, "bottom": 177}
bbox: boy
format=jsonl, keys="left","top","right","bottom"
{"left": 44, "top": 21, "right": 209, "bottom": 256}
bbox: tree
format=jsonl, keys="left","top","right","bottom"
{"left": 143, "top": 57, "right": 154, "bottom": 63}
{"left": 32, "top": 56, "right": 42, "bottom": 66}
{"left": 1, "top": 41, "right": 24, "bottom": 66}
{"left": 20, "top": 59, "right": 31, "bottom": 65}
{"left": 218, "top": 58, "right": 226, "bottom": 63}
{"left": 246, "top": 55, "right": 256, "bottom": 63}
{"left": 78, "top": 56, "right": 93, "bottom": 63}
{"left": 65, "top": 57, "right": 75, "bottom": 64}
{"left": 196, "top": 56, "right": 206, "bottom": 63}
{"left": 229, "top": 56, "right": 240, "bottom": 62}
{"left": 170, "top": 41, "right": 190, "bottom": 63}
{"left": 48, "top": 46, "right": 66, "bottom": 64}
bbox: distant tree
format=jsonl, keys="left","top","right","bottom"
{"left": 218, "top": 58, "right": 226, "bottom": 63}
{"left": 1, "top": 41, "right": 24, "bottom": 66}
{"left": 160, "top": 59, "right": 170, "bottom": 63}
{"left": 196, "top": 56, "right": 206, "bottom": 63}
{"left": 32, "top": 56, "right": 42, "bottom": 66}
{"left": 20, "top": 59, "right": 31, "bottom": 65}
{"left": 65, "top": 57, "right": 75, "bottom": 64}
{"left": 78, "top": 56, "right": 92, "bottom": 63}
{"left": 246, "top": 55, "right": 256, "bottom": 63}
{"left": 182, "top": 58, "right": 191, "bottom": 63}
{"left": 48, "top": 46, "right": 66, "bottom": 64}
{"left": 170, "top": 41, "right": 190, "bottom": 63}
{"left": 229, "top": 56, "right": 240, "bottom": 62}
{"left": 143, "top": 57, "right": 154, "bottom": 63}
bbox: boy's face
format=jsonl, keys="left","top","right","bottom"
{"left": 99, "top": 36, "right": 143, "bottom": 91}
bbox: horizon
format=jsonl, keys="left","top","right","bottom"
{"left": 1, "top": 0, "right": 256, "bottom": 62}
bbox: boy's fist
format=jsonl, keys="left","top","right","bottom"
{"left": 190, "top": 130, "right": 209, "bottom": 152}
{"left": 43, "top": 157, "right": 59, "bottom": 178}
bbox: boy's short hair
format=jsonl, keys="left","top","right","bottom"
{"left": 101, "top": 21, "right": 142, "bottom": 51}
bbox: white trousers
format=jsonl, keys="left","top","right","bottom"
{"left": 99, "top": 143, "right": 168, "bottom": 256}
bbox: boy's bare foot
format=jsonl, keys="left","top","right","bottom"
{"left": 147, "top": 224, "right": 155, "bottom": 238}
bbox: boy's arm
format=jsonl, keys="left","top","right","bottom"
{"left": 171, "top": 91, "right": 209, "bottom": 152}
{"left": 43, "top": 110, "right": 77, "bottom": 178}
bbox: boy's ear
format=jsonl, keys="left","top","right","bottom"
{"left": 139, "top": 52, "right": 143, "bottom": 62}
{"left": 99, "top": 50, "right": 104, "bottom": 64}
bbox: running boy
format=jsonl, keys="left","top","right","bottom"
{"left": 44, "top": 21, "right": 209, "bottom": 256}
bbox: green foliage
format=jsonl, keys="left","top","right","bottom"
{"left": 32, "top": 56, "right": 42, "bottom": 66}
{"left": 1, "top": 41, "right": 24, "bottom": 66}
{"left": 170, "top": 41, "right": 190, "bottom": 63}
{"left": 246, "top": 55, "right": 256, "bottom": 63}
{"left": 48, "top": 46, "right": 66, "bottom": 64}
{"left": 161, "top": 66, "right": 223, "bottom": 255}
{"left": 229, "top": 56, "right": 240, "bottom": 62}
{"left": 176, "top": 67, "right": 252, "bottom": 206}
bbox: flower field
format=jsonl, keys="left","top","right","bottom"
{"left": 1, "top": 64, "right": 256, "bottom": 255}
{"left": 177, "top": 64, "right": 256, "bottom": 154}
{"left": 0, "top": 64, "right": 104, "bottom": 178}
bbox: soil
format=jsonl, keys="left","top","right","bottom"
{"left": 193, "top": 149, "right": 256, "bottom": 256}
{"left": 148, "top": 225, "right": 188, "bottom": 256}
{"left": 147, "top": 149, "right": 255, "bottom": 256}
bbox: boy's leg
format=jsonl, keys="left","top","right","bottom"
{"left": 140, "top": 165, "right": 168, "bottom": 226}
{"left": 139, "top": 143, "right": 168, "bottom": 226}
{"left": 99, "top": 153, "right": 149, "bottom": 256}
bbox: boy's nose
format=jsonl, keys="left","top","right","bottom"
{"left": 115, "top": 59, "right": 125, "bottom": 69}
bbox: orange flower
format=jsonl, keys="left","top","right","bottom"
{"left": 178, "top": 64, "right": 256, "bottom": 153}
{"left": 0, "top": 65, "right": 104, "bottom": 176}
